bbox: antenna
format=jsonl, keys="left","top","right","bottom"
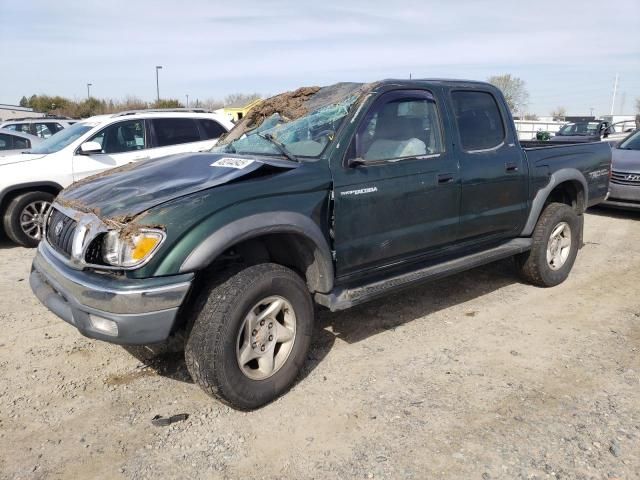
{"left": 610, "top": 73, "right": 619, "bottom": 116}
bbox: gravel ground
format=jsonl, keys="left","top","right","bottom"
{"left": 0, "top": 207, "right": 639, "bottom": 480}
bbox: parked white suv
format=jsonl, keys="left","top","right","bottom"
{"left": 0, "top": 109, "right": 233, "bottom": 247}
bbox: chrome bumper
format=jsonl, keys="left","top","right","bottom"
{"left": 30, "top": 242, "right": 194, "bottom": 344}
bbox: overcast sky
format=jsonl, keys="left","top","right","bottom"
{"left": 1, "top": 0, "right": 638, "bottom": 116}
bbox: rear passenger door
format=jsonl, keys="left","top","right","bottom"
{"left": 148, "top": 117, "right": 226, "bottom": 158}
{"left": 449, "top": 89, "right": 528, "bottom": 242}
{"left": 333, "top": 89, "right": 460, "bottom": 278}
{"left": 72, "top": 119, "right": 149, "bottom": 180}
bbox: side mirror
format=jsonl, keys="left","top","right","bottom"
{"left": 79, "top": 141, "right": 102, "bottom": 154}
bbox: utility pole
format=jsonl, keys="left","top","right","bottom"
{"left": 87, "top": 83, "right": 92, "bottom": 99}
{"left": 610, "top": 73, "right": 618, "bottom": 116}
{"left": 185, "top": 94, "right": 189, "bottom": 108}
{"left": 590, "top": 107, "right": 594, "bottom": 117}
{"left": 155, "top": 66, "right": 163, "bottom": 103}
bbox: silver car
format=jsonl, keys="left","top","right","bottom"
{"left": 0, "top": 129, "right": 41, "bottom": 157}
{"left": 604, "top": 129, "right": 640, "bottom": 209}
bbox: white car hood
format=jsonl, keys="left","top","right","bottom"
{"left": 0, "top": 153, "right": 47, "bottom": 166}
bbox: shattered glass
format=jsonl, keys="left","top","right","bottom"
{"left": 214, "top": 82, "right": 370, "bottom": 159}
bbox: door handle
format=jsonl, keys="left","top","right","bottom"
{"left": 505, "top": 162, "right": 519, "bottom": 172}
{"left": 437, "top": 173, "right": 454, "bottom": 184}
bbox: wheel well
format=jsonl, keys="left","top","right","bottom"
{"left": 199, "top": 233, "right": 331, "bottom": 294}
{"left": 544, "top": 181, "right": 585, "bottom": 213}
{"left": 0, "top": 185, "right": 60, "bottom": 219}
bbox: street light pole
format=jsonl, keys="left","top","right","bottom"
{"left": 185, "top": 94, "right": 189, "bottom": 108}
{"left": 155, "top": 66, "right": 163, "bottom": 103}
{"left": 87, "top": 83, "right": 92, "bottom": 99}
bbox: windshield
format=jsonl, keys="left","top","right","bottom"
{"left": 618, "top": 130, "right": 640, "bottom": 150}
{"left": 214, "top": 83, "right": 367, "bottom": 159}
{"left": 557, "top": 122, "right": 601, "bottom": 136}
{"left": 29, "top": 122, "right": 94, "bottom": 154}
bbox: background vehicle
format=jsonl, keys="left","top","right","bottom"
{"left": 30, "top": 80, "right": 611, "bottom": 410}
{"left": 0, "top": 109, "right": 233, "bottom": 247}
{"left": 0, "top": 117, "right": 74, "bottom": 139}
{"left": 0, "top": 129, "right": 41, "bottom": 156}
{"left": 602, "top": 129, "right": 640, "bottom": 210}
{"left": 550, "top": 120, "right": 627, "bottom": 144}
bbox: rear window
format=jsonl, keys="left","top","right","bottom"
{"left": 199, "top": 119, "right": 226, "bottom": 139}
{"left": 152, "top": 118, "right": 201, "bottom": 146}
{"left": 451, "top": 91, "right": 505, "bottom": 151}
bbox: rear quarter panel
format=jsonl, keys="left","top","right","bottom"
{"left": 523, "top": 141, "right": 611, "bottom": 207}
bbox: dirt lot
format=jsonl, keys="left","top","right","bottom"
{"left": 1, "top": 208, "right": 639, "bottom": 480}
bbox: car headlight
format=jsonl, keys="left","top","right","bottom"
{"left": 102, "top": 229, "right": 165, "bottom": 268}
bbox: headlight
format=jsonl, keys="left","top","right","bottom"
{"left": 102, "top": 229, "right": 165, "bottom": 268}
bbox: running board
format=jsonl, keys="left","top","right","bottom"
{"left": 315, "top": 238, "right": 532, "bottom": 311}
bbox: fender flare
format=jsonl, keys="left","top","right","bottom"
{"left": 520, "top": 168, "right": 588, "bottom": 236}
{"left": 0, "top": 181, "right": 64, "bottom": 207}
{"left": 179, "top": 211, "right": 334, "bottom": 293}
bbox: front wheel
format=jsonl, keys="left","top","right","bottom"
{"left": 3, "top": 191, "right": 55, "bottom": 247}
{"left": 516, "top": 202, "right": 581, "bottom": 287}
{"left": 185, "top": 263, "right": 314, "bottom": 410}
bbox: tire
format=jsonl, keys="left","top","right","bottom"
{"left": 516, "top": 202, "right": 581, "bottom": 287}
{"left": 185, "top": 263, "right": 314, "bottom": 410}
{"left": 3, "top": 191, "right": 55, "bottom": 248}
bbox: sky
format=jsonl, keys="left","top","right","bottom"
{"left": 1, "top": 0, "right": 638, "bottom": 117}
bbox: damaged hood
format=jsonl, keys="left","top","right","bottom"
{"left": 58, "top": 152, "right": 298, "bottom": 219}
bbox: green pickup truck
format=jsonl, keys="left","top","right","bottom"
{"left": 30, "top": 80, "right": 611, "bottom": 409}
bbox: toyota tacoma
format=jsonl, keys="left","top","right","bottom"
{"left": 30, "top": 80, "right": 611, "bottom": 409}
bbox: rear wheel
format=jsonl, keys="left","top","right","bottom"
{"left": 3, "top": 191, "right": 54, "bottom": 247}
{"left": 516, "top": 202, "right": 581, "bottom": 287}
{"left": 185, "top": 263, "right": 314, "bottom": 410}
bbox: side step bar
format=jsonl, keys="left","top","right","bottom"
{"left": 315, "top": 238, "right": 532, "bottom": 312}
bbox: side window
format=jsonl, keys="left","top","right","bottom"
{"left": 152, "top": 118, "right": 201, "bottom": 147}
{"left": 13, "top": 136, "right": 30, "bottom": 149}
{"left": 89, "top": 120, "right": 146, "bottom": 154}
{"left": 10, "top": 123, "right": 32, "bottom": 135}
{"left": 357, "top": 92, "right": 444, "bottom": 161}
{"left": 0, "top": 133, "right": 11, "bottom": 150}
{"left": 451, "top": 91, "right": 505, "bottom": 151}
{"left": 198, "top": 119, "right": 226, "bottom": 139}
{"left": 46, "top": 123, "right": 63, "bottom": 134}
{"left": 35, "top": 123, "right": 54, "bottom": 138}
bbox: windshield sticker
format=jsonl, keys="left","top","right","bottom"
{"left": 211, "top": 158, "right": 254, "bottom": 169}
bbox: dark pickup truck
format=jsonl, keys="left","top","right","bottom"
{"left": 30, "top": 80, "right": 611, "bottom": 409}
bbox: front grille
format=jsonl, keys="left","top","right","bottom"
{"left": 46, "top": 208, "right": 77, "bottom": 256}
{"left": 611, "top": 170, "right": 640, "bottom": 186}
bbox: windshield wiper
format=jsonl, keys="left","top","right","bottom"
{"left": 257, "top": 132, "right": 300, "bottom": 163}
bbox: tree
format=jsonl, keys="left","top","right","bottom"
{"left": 551, "top": 106, "right": 567, "bottom": 121}
{"left": 150, "top": 99, "right": 183, "bottom": 109}
{"left": 19, "top": 96, "right": 29, "bottom": 107}
{"left": 487, "top": 74, "right": 529, "bottom": 113}
{"left": 224, "top": 93, "right": 261, "bottom": 107}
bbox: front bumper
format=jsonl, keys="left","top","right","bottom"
{"left": 602, "top": 182, "right": 640, "bottom": 210}
{"left": 30, "top": 242, "right": 194, "bottom": 344}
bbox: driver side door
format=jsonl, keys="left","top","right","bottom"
{"left": 72, "top": 119, "right": 149, "bottom": 181}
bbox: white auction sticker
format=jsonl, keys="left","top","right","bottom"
{"left": 210, "top": 157, "right": 254, "bottom": 169}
